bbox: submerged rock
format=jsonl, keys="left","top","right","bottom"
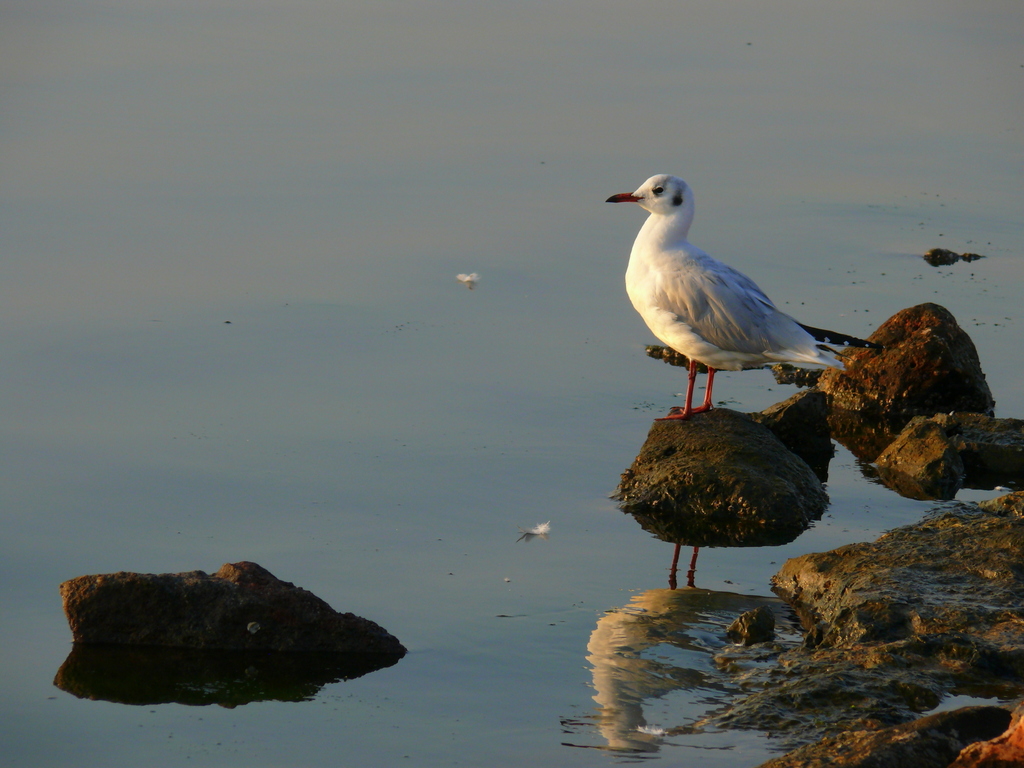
{"left": 979, "top": 490, "right": 1024, "bottom": 517}
{"left": 873, "top": 413, "right": 1024, "bottom": 499}
{"left": 772, "top": 504, "right": 1024, "bottom": 650}
{"left": 755, "top": 706, "right": 1012, "bottom": 768}
{"left": 935, "top": 412, "right": 1024, "bottom": 480}
{"left": 615, "top": 409, "right": 828, "bottom": 547}
{"left": 700, "top": 504, "right": 1024, "bottom": 748}
{"left": 726, "top": 606, "right": 776, "bottom": 646}
{"left": 60, "top": 561, "right": 406, "bottom": 656}
{"left": 923, "top": 247, "right": 986, "bottom": 267}
{"left": 874, "top": 416, "right": 965, "bottom": 500}
{"left": 819, "top": 303, "right": 994, "bottom": 418}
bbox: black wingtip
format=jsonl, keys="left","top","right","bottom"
{"left": 799, "top": 323, "right": 883, "bottom": 349}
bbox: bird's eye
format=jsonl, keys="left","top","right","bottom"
{"left": 652, "top": 186, "right": 664, "bottom": 195}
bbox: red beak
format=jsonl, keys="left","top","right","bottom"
{"left": 605, "top": 193, "right": 641, "bottom": 203}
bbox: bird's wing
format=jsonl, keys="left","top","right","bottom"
{"left": 652, "top": 257, "right": 802, "bottom": 354}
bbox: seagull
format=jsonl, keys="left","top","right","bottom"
{"left": 607, "top": 174, "right": 880, "bottom": 420}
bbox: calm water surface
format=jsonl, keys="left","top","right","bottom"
{"left": 1, "top": 1, "right": 1022, "bottom": 765}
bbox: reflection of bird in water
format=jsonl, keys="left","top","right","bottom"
{"left": 607, "top": 174, "right": 880, "bottom": 419}
{"left": 579, "top": 588, "right": 783, "bottom": 754}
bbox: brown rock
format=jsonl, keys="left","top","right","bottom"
{"left": 979, "top": 491, "right": 1024, "bottom": 517}
{"left": 819, "top": 303, "right": 994, "bottom": 418}
{"left": 874, "top": 416, "right": 965, "bottom": 500}
{"left": 751, "top": 389, "right": 834, "bottom": 474}
{"left": 755, "top": 706, "right": 1011, "bottom": 768}
{"left": 923, "top": 248, "right": 986, "bottom": 267}
{"left": 60, "top": 561, "right": 406, "bottom": 656}
{"left": 615, "top": 409, "right": 828, "bottom": 547}
{"left": 872, "top": 413, "right": 1024, "bottom": 497}
{"left": 934, "top": 413, "right": 1024, "bottom": 479}
{"left": 949, "top": 706, "right": 1024, "bottom": 767}
{"left": 771, "top": 505, "right": 1024, "bottom": 651}
{"left": 726, "top": 606, "right": 776, "bottom": 646}
{"left": 702, "top": 505, "right": 1024, "bottom": 752}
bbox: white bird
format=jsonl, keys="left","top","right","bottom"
{"left": 607, "top": 174, "right": 880, "bottom": 420}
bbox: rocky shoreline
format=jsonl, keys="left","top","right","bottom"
{"left": 629, "top": 303, "right": 1024, "bottom": 766}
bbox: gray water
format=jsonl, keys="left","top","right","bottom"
{"left": 1, "top": 1, "right": 1022, "bottom": 765}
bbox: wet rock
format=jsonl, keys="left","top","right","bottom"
{"left": 772, "top": 504, "right": 1024, "bottom": 650}
{"left": 874, "top": 416, "right": 965, "bottom": 500}
{"left": 949, "top": 703, "right": 1024, "bottom": 767}
{"left": 771, "top": 363, "right": 824, "bottom": 388}
{"left": 819, "top": 303, "right": 994, "bottom": 418}
{"left": 923, "top": 247, "right": 961, "bottom": 266}
{"left": 727, "top": 606, "right": 776, "bottom": 646}
{"left": 700, "top": 505, "right": 1024, "bottom": 747}
{"left": 755, "top": 706, "right": 1012, "bottom": 768}
{"left": 53, "top": 644, "right": 399, "bottom": 707}
{"left": 872, "top": 413, "right": 1024, "bottom": 498}
{"left": 751, "top": 389, "right": 833, "bottom": 478}
{"left": 933, "top": 412, "right": 1024, "bottom": 481}
{"left": 979, "top": 491, "right": 1024, "bottom": 517}
{"left": 707, "top": 642, "right": 948, "bottom": 743}
{"left": 923, "top": 247, "right": 986, "bottom": 267}
{"left": 615, "top": 409, "right": 828, "bottom": 547}
{"left": 60, "top": 561, "right": 406, "bottom": 656}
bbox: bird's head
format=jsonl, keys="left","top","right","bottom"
{"left": 606, "top": 175, "right": 693, "bottom": 219}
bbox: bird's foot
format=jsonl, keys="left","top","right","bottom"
{"left": 656, "top": 404, "right": 713, "bottom": 421}
{"left": 656, "top": 408, "right": 690, "bottom": 420}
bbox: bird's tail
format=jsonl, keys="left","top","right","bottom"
{"left": 798, "top": 324, "right": 883, "bottom": 350}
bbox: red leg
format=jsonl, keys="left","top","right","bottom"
{"left": 668, "top": 542, "right": 682, "bottom": 590}
{"left": 658, "top": 362, "right": 716, "bottom": 420}
{"left": 692, "top": 367, "right": 716, "bottom": 414}
{"left": 686, "top": 546, "right": 699, "bottom": 588}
